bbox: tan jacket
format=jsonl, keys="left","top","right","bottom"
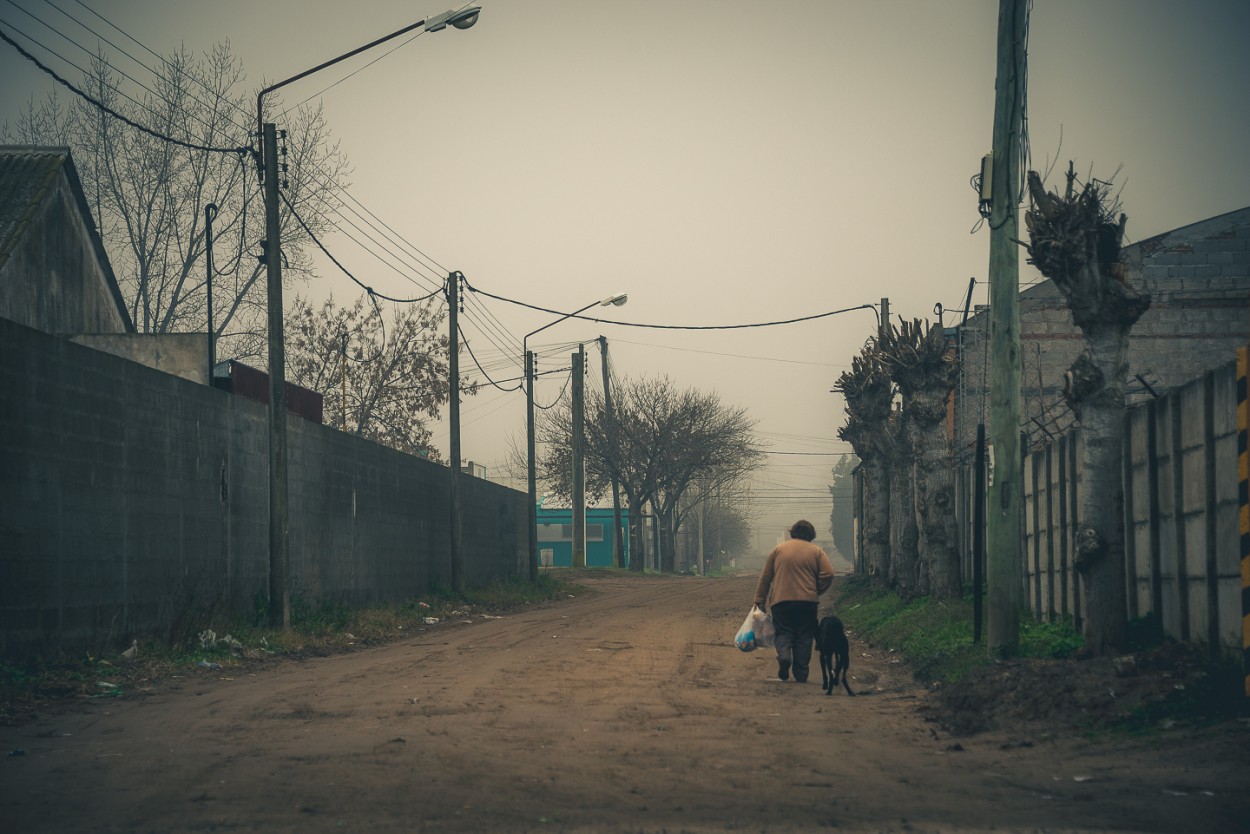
{"left": 754, "top": 539, "right": 835, "bottom": 608}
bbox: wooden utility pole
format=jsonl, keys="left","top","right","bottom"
{"left": 571, "top": 344, "right": 586, "bottom": 568}
{"left": 879, "top": 297, "right": 890, "bottom": 341}
{"left": 262, "top": 123, "right": 289, "bottom": 630}
{"left": 448, "top": 272, "right": 464, "bottom": 593}
{"left": 598, "top": 336, "right": 625, "bottom": 568}
{"left": 986, "top": 0, "right": 1028, "bottom": 656}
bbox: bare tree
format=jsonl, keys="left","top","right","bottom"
{"left": 5, "top": 44, "right": 348, "bottom": 363}
{"left": 880, "top": 318, "right": 961, "bottom": 600}
{"left": 834, "top": 345, "right": 893, "bottom": 587}
{"left": 285, "top": 293, "right": 471, "bottom": 459}
{"left": 537, "top": 375, "right": 763, "bottom": 573}
{"left": 1023, "top": 164, "right": 1150, "bottom": 655}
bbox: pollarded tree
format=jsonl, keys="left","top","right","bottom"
{"left": 1023, "top": 164, "right": 1150, "bottom": 655}
{"left": 827, "top": 454, "right": 858, "bottom": 564}
{"left": 879, "top": 318, "right": 961, "bottom": 600}
{"left": 833, "top": 344, "right": 894, "bottom": 587}
{"left": 882, "top": 405, "right": 919, "bottom": 598}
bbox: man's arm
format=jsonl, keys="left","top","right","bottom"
{"left": 815, "top": 549, "right": 835, "bottom": 596}
{"left": 754, "top": 551, "right": 777, "bottom": 608}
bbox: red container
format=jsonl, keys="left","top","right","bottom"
{"left": 212, "top": 360, "right": 324, "bottom": 424}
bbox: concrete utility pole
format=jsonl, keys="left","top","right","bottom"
{"left": 262, "top": 123, "right": 289, "bottom": 630}
{"left": 340, "top": 329, "right": 348, "bottom": 430}
{"left": 526, "top": 350, "right": 538, "bottom": 580}
{"left": 697, "top": 481, "right": 706, "bottom": 576}
{"left": 986, "top": 0, "right": 1028, "bottom": 656}
{"left": 571, "top": 344, "right": 586, "bottom": 568}
{"left": 879, "top": 297, "right": 890, "bottom": 341}
{"left": 598, "top": 336, "right": 625, "bottom": 568}
{"left": 448, "top": 272, "right": 464, "bottom": 593}
{"left": 205, "top": 203, "right": 217, "bottom": 385}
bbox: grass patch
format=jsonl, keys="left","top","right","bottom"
{"left": 835, "top": 575, "right": 1084, "bottom": 685}
{"left": 0, "top": 573, "right": 581, "bottom": 724}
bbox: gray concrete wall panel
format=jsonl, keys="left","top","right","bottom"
{"left": 1, "top": 317, "right": 526, "bottom": 656}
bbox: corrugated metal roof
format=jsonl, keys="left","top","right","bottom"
{"left": 0, "top": 145, "right": 133, "bottom": 331}
{"left": 0, "top": 146, "right": 69, "bottom": 271}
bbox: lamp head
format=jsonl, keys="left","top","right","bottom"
{"left": 451, "top": 7, "right": 480, "bottom": 29}
{"left": 426, "top": 6, "right": 481, "bottom": 32}
{"left": 600, "top": 293, "right": 628, "bottom": 307}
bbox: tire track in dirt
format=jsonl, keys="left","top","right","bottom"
{"left": 2, "top": 573, "right": 1245, "bottom": 833}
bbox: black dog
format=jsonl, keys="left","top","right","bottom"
{"left": 817, "top": 616, "right": 855, "bottom": 696}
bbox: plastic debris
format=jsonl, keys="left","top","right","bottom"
{"left": 221, "top": 635, "right": 243, "bottom": 651}
{"left": 418, "top": 601, "right": 430, "bottom": 609}
{"left": 196, "top": 661, "right": 222, "bottom": 670}
{"left": 423, "top": 617, "right": 439, "bottom": 625}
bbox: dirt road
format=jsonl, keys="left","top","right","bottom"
{"left": 3, "top": 573, "right": 1246, "bottom": 833}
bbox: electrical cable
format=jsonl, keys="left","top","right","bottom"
{"left": 534, "top": 374, "right": 572, "bottom": 411}
{"left": 457, "top": 321, "right": 523, "bottom": 393}
{"left": 60, "top": 0, "right": 455, "bottom": 302}
{"left": 607, "top": 336, "right": 846, "bottom": 368}
{"left": 292, "top": 194, "right": 446, "bottom": 296}
{"left": 463, "top": 279, "right": 876, "bottom": 331}
{"left": 279, "top": 189, "right": 444, "bottom": 304}
{"left": 0, "top": 23, "right": 249, "bottom": 155}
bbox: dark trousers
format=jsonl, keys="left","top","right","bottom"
{"left": 771, "top": 600, "right": 818, "bottom": 682}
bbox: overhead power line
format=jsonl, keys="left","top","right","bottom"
{"left": 463, "top": 279, "right": 876, "bottom": 331}
{"left": 0, "top": 24, "right": 249, "bottom": 155}
{"left": 279, "top": 191, "right": 444, "bottom": 304}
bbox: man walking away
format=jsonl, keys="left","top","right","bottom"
{"left": 753, "top": 520, "right": 835, "bottom": 683}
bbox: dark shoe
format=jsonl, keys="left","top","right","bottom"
{"left": 793, "top": 674, "right": 808, "bottom": 683}
{"left": 778, "top": 660, "right": 790, "bottom": 681}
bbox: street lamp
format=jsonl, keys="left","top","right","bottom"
{"left": 253, "top": 8, "right": 480, "bottom": 628}
{"left": 524, "top": 292, "right": 628, "bottom": 580}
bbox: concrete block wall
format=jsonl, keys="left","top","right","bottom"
{"left": 0, "top": 317, "right": 527, "bottom": 656}
{"left": 970, "top": 357, "right": 1240, "bottom": 652}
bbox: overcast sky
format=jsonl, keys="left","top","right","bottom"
{"left": 3, "top": 0, "right": 1248, "bottom": 554}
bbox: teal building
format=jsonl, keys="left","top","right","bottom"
{"left": 535, "top": 507, "right": 629, "bottom": 568}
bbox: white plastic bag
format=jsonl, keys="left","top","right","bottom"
{"left": 734, "top": 605, "right": 774, "bottom": 652}
{"left": 753, "top": 606, "right": 775, "bottom": 649}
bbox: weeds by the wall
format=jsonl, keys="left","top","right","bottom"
{"left": 834, "top": 575, "right": 1086, "bottom": 686}
{"left": 1, "top": 573, "right": 582, "bottom": 725}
